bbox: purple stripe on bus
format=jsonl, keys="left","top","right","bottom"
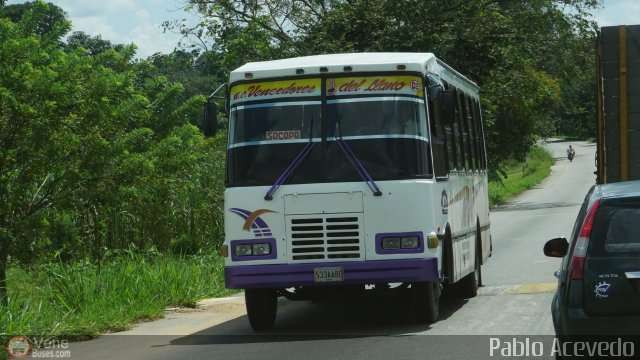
{"left": 229, "top": 208, "right": 251, "bottom": 218}
{"left": 224, "top": 258, "right": 438, "bottom": 289}
{"left": 230, "top": 208, "right": 271, "bottom": 230}
{"left": 253, "top": 217, "right": 268, "bottom": 229}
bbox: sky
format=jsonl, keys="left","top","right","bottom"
{"left": 5, "top": 0, "right": 640, "bottom": 59}
{"left": 6, "top": 0, "right": 201, "bottom": 58}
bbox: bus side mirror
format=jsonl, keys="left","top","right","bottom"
{"left": 438, "top": 90, "right": 455, "bottom": 126}
{"left": 203, "top": 100, "right": 218, "bottom": 137}
{"left": 427, "top": 85, "right": 440, "bottom": 101}
{"left": 225, "top": 85, "right": 230, "bottom": 115}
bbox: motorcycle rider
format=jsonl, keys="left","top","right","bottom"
{"left": 567, "top": 145, "right": 575, "bottom": 162}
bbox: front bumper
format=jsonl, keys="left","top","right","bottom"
{"left": 225, "top": 258, "right": 438, "bottom": 289}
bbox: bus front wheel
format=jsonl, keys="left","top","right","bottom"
{"left": 412, "top": 280, "right": 440, "bottom": 324}
{"left": 245, "top": 288, "right": 277, "bottom": 331}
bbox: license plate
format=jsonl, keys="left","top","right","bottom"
{"left": 313, "top": 267, "right": 344, "bottom": 282}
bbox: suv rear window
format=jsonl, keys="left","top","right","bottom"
{"left": 590, "top": 204, "right": 640, "bottom": 256}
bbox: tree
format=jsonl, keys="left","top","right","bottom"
{"left": 167, "top": 0, "right": 330, "bottom": 72}
{"left": 0, "top": 0, "right": 67, "bottom": 38}
{"left": 0, "top": 0, "right": 218, "bottom": 307}
{"left": 0, "top": 1, "right": 73, "bottom": 306}
{"left": 175, "top": 0, "right": 599, "bottom": 166}
{"left": 147, "top": 50, "right": 224, "bottom": 100}
{"left": 65, "top": 31, "right": 127, "bottom": 56}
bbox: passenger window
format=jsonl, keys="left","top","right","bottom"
{"left": 442, "top": 83, "right": 458, "bottom": 172}
{"left": 446, "top": 123, "right": 458, "bottom": 172}
{"left": 427, "top": 83, "right": 449, "bottom": 178}
{"left": 454, "top": 91, "right": 466, "bottom": 171}
{"left": 464, "top": 96, "right": 477, "bottom": 171}
{"left": 473, "top": 100, "right": 486, "bottom": 170}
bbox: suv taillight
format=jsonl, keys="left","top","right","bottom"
{"left": 569, "top": 199, "right": 600, "bottom": 280}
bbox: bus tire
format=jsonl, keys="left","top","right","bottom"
{"left": 245, "top": 288, "right": 277, "bottom": 331}
{"left": 412, "top": 280, "right": 440, "bottom": 324}
{"left": 476, "top": 224, "right": 483, "bottom": 287}
{"left": 458, "top": 240, "right": 481, "bottom": 298}
{"left": 443, "top": 227, "right": 454, "bottom": 285}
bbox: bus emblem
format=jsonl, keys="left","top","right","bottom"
{"left": 441, "top": 190, "right": 449, "bottom": 214}
{"left": 229, "top": 208, "right": 276, "bottom": 238}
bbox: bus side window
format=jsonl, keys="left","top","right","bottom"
{"left": 454, "top": 90, "right": 467, "bottom": 172}
{"left": 471, "top": 99, "right": 481, "bottom": 170}
{"left": 428, "top": 85, "right": 448, "bottom": 178}
{"left": 464, "top": 95, "right": 477, "bottom": 171}
{"left": 473, "top": 99, "right": 487, "bottom": 170}
{"left": 441, "top": 84, "right": 458, "bottom": 173}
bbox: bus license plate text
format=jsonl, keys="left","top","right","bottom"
{"left": 313, "top": 267, "right": 344, "bottom": 282}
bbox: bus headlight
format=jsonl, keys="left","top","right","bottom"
{"left": 233, "top": 243, "right": 272, "bottom": 257}
{"left": 252, "top": 243, "right": 271, "bottom": 255}
{"left": 401, "top": 236, "right": 419, "bottom": 249}
{"left": 234, "top": 244, "right": 253, "bottom": 256}
{"left": 376, "top": 232, "right": 424, "bottom": 254}
{"left": 381, "top": 237, "right": 401, "bottom": 250}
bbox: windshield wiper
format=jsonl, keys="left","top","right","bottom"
{"left": 264, "top": 115, "right": 315, "bottom": 201}
{"left": 334, "top": 119, "right": 382, "bottom": 197}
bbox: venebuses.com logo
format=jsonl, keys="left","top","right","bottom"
{"left": 6, "top": 336, "right": 30, "bottom": 359}
{"left": 5, "top": 336, "right": 71, "bottom": 359}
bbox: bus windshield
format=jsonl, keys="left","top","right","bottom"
{"left": 327, "top": 97, "right": 428, "bottom": 140}
{"left": 227, "top": 76, "right": 432, "bottom": 187}
{"left": 230, "top": 101, "right": 321, "bottom": 147}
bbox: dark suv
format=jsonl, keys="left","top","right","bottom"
{"left": 544, "top": 180, "right": 640, "bottom": 336}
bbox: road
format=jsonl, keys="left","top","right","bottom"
{"left": 62, "top": 140, "right": 597, "bottom": 360}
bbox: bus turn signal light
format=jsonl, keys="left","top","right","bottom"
{"left": 427, "top": 233, "right": 439, "bottom": 248}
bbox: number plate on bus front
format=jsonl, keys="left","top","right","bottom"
{"left": 313, "top": 267, "right": 344, "bottom": 282}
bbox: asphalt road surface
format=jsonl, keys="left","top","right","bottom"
{"left": 60, "top": 140, "right": 597, "bottom": 360}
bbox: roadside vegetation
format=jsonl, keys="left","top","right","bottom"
{"left": 489, "top": 147, "right": 555, "bottom": 206}
{"left": 0, "top": 146, "right": 556, "bottom": 350}
{"left": 0, "top": 0, "right": 599, "bottom": 346}
{"left": 1, "top": 250, "right": 231, "bottom": 341}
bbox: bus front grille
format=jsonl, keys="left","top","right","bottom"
{"left": 286, "top": 214, "right": 364, "bottom": 262}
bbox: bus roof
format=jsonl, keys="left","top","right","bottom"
{"left": 229, "top": 53, "right": 479, "bottom": 96}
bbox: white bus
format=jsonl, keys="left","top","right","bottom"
{"left": 220, "top": 53, "right": 491, "bottom": 330}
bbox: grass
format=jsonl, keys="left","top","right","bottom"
{"left": 0, "top": 250, "right": 233, "bottom": 342}
{"left": 489, "top": 146, "right": 555, "bottom": 206}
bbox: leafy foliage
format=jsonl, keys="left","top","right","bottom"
{"left": 488, "top": 146, "right": 555, "bottom": 206}
{"left": 0, "top": 1, "right": 227, "bottom": 307}
{"left": 177, "top": 0, "right": 599, "bottom": 165}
